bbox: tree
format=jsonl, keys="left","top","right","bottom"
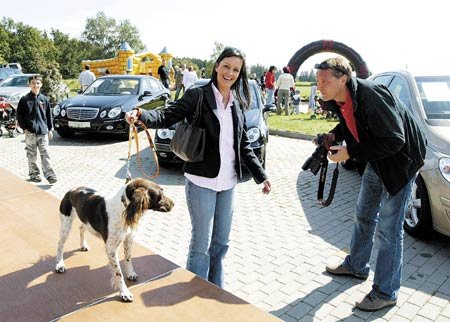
{"left": 82, "top": 12, "right": 144, "bottom": 59}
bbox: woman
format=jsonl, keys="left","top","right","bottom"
{"left": 125, "top": 47, "right": 271, "bottom": 287}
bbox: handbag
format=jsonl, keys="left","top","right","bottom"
{"left": 170, "top": 88, "right": 205, "bottom": 162}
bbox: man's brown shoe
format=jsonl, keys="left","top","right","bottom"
{"left": 355, "top": 293, "right": 397, "bottom": 311}
{"left": 326, "top": 263, "right": 368, "bottom": 280}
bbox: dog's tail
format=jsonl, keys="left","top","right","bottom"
{"left": 59, "top": 191, "right": 74, "bottom": 217}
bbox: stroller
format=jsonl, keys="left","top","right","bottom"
{"left": 0, "top": 98, "right": 21, "bottom": 137}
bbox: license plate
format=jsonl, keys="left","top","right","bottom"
{"left": 68, "top": 121, "right": 90, "bottom": 128}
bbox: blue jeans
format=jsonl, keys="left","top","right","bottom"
{"left": 343, "top": 163, "right": 415, "bottom": 301}
{"left": 266, "top": 88, "right": 275, "bottom": 105}
{"left": 185, "top": 179, "right": 234, "bottom": 287}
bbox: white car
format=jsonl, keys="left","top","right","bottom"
{"left": 0, "top": 74, "right": 37, "bottom": 108}
{"left": 370, "top": 70, "right": 450, "bottom": 238}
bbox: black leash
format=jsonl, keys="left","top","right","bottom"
{"left": 317, "top": 160, "right": 339, "bottom": 207}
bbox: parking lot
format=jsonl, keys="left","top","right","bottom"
{"left": 1, "top": 131, "right": 449, "bottom": 321}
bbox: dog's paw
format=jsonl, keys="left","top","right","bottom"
{"left": 55, "top": 265, "right": 66, "bottom": 274}
{"left": 127, "top": 272, "right": 138, "bottom": 281}
{"left": 80, "top": 246, "right": 88, "bottom": 252}
{"left": 119, "top": 290, "right": 134, "bottom": 302}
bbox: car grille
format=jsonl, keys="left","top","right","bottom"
{"left": 67, "top": 107, "right": 99, "bottom": 120}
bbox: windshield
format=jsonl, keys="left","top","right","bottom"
{"left": 84, "top": 78, "right": 140, "bottom": 95}
{"left": 415, "top": 76, "right": 450, "bottom": 119}
{"left": 0, "top": 76, "right": 29, "bottom": 87}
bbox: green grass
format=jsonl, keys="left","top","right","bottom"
{"left": 267, "top": 113, "right": 338, "bottom": 136}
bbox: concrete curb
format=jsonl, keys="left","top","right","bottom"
{"left": 270, "top": 129, "right": 314, "bottom": 141}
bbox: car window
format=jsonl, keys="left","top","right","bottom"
{"left": 387, "top": 76, "right": 412, "bottom": 110}
{"left": 148, "top": 78, "right": 163, "bottom": 92}
{"left": 84, "top": 78, "right": 139, "bottom": 95}
{"left": 371, "top": 75, "right": 393, "bottom": 86}
{"left": 415, "top": 76, "right": 450, "bottom": 120}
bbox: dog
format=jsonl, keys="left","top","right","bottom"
{"left": 55, "top": 178, "right": 174, "bottom": 302}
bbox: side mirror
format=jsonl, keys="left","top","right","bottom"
{"left": 263, "top": 104, "right": 276, "bottom": 113}
{"left": 138, "top": 90, "right": 152, "bottom": 100}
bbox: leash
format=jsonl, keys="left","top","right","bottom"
{"left": 125, "top": 120, "right": 160, "bottom": 183}
{"left": 317, "top": 160, "right": 339, "bottom": 207}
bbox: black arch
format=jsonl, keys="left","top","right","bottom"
{"left": 287, "top": 40, "right": 370, "bottom": 79}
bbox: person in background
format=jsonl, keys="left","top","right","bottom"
{"left": 264, "top": 66, "right": 276, "bottom": 104}
{"left": 17, "top": 75, "right": 57, "bottom": 184}
{"left": 158, "top": 59, "right": 170, "bottom": 89}
{"left": 174, "top": 65, "right": 184, "bottom": 100}
{"left": 125, "top": 46, "right": 271, "bottom": 288}
{"left": 79, "top": 65, "right": 96, "bottom": 91}
{"left": 315, "top": 56, "right": 426, "bottom": 312}
{"left": 276, "top": 66, "right": 295, "bottom": 115}
{"left": 309, "top": 84, "right": 317, "bottom": 113}
{"left": 200, "top": 67, "right": 206, "bottom": 79}
{"left": 184, "top": 66, "right": 198, "bottom": 91}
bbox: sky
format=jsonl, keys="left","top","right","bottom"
{"left": 2, "top": 0, "right": 450, "bottom": 75}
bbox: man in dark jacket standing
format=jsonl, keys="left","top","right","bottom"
{"left": 314, "top": 57, "right": 426, "bottom": 311}
{"left": 158, "top": 59, "right": 169, "bottom": 89}
{"left": 17, "top": 75, "right": 57, "bottom": 184}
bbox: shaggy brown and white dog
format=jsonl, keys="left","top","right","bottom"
{"left": 55, "top": 178, "right": 174, "bottom": 302}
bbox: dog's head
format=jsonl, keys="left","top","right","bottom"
{"left": 124, "top": 178, "right": 174, "bottom": 227}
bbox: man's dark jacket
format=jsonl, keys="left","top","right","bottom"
{"left": 139, "top": 83, "right": 267, "bottom": 184}
{"left": 322, "top": 77, "right": 427, "bottom": 194}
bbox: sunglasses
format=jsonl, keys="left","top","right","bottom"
{"left": 314, "top": 62, "right": 347, "bottom": 75}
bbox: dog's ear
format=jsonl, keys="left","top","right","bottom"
{"left": 125, "top": 187, "right": 149, "bottom": 228}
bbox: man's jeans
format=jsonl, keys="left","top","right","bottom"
{"left": 25, "top": 131, "right": 56, "bottom": 179}
{"left": 185, "top": 179, "right": 234, "bottom": 288}
{"left": 343, "top": 163, "right": 415, "bottom": 301}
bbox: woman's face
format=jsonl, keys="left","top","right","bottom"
{"left": 215, "top": 56, "right": 243, "bottom": 90}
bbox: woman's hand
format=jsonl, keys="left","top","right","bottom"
{"left": 262, "top": 180, "right": 271, "bottom": 194}
{"left": 125, "top": 108, "right": 141, "bottom": 124}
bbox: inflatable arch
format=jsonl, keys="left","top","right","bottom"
{"left": 287, "top": 40, "right": 370, "bottom": 79}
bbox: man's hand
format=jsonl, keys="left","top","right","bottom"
{"left": 328, "top": 145, "right": 349, "bottom": 162}
{"left": 48, "top": 131, "right": 53, "bottom": 140}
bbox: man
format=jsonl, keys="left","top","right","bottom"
{"left": 174, "top": 65, "right": 184, "bottom": 100}
{"left": 79, "top": 65, "right": 96, "bottom": 91}
{"left": 17, "top": 75, "right": 57, "bottom": 184}
{"left": 314, "top": 57, "right": 426, "bottom": 311}
{"left": 158, "top": 59, "right": 169, "bottom": 89}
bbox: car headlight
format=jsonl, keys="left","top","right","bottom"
{"left": 246, "top": 127, "right": 260, "bottom": 143}
{"left": 439, "top": 157, "right": 450, "bottom": 183}
{"left": 61, "top": 109, "right": 66, "bottom": 117}
{"left": 99, "top": 110, "right": 107, "bottom": 118}
{"left": 108, "top": 107, "right": 122, "bottom": 118}
{"left": 10, "top": 94, "right": 22, "bottom": 102}
{"left": 156, "top": 129, "right": 175, "bottom": 140}
{"left": 53, "top": 104, "right": 60, "bottom": 116}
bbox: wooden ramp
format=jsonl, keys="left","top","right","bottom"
{"left": 0, "top": 168, "right": 280, "bottom": 322}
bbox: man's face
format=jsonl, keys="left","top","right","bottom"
{"left": 316, "top": 69, "right": 347, "bottom": 101}
{"left": 29, "top": 79, "right": 42, "bottom": 95}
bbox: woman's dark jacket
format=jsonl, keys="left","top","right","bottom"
{"left": 322, "top": 77, "right": 427, "bottom": 195}
{"left": 139, "top": 83, "right": 267, "bottom": 184}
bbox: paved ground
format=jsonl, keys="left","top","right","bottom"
{"left": 1, "top": 130, "right": 449, "bottom": 322}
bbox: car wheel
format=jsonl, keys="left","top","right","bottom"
{"left": 56, "top": 128, "right": 74, "bottom": 138}
{"left": 404, "top": 175, "right": 433, "bottom": 239}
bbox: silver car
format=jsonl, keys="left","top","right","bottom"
{"left": 370, "top": 70, "right": 450, "bottom": 238}
{"left": 0, "top": 74, "right": 37, "bottom": 108}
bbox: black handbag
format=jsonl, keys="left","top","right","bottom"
{"left": 170, "top": 88, "right": 205, "bottom": 162}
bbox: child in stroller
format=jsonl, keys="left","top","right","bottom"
{"left": 0, "top": 98, "right": 21, "bottom": 137}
